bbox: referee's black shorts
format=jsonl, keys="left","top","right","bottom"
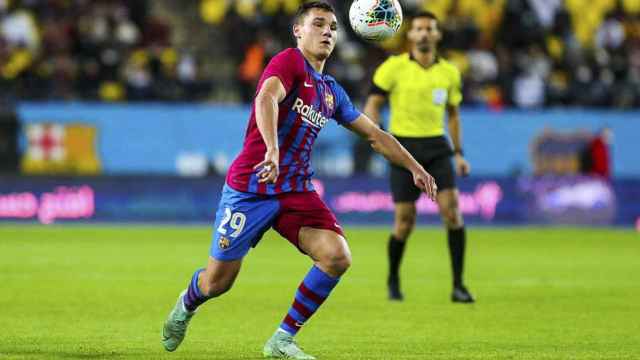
{"left": 390, "top": 135, "right": 456, "bottom": 203}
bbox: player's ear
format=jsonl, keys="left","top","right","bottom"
{"left": 293, "top": 23, "right": 302, "bottom": 40}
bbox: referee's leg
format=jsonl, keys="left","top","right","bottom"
{"left": 387, "top": 164, "right": 421, "bottom": 301}
{"left": 436, "top": 188, "right": 475, "bottom": 303}
{"left": 387, "top": 202, "right": 416, "bottom": 301}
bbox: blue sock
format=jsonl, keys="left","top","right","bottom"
{"left": 279, "top": 265, "right": 340, "bottom": 336}
{"left": 182, "top": 268, "right": 208, "bottom": 312}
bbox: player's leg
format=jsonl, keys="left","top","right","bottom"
{"left": 299, "top": 227, "right": 352, "bottom": 277}
{"left": 263, "top": 192, "right": 348, "bottom": 359}
{"left": 162, "top": 257, "right": 242, "bottom": 352}
{"left": 183, "top": 256, "right": 243, "bottom": 311}
{"left": 163, "top": 184, "right": 280, "bottom": 352}
{"left": 280, "top": 228, "right": 351, "bottom": 335}
{"left": 430, "top": 156, "right": 474, "bottom": 303}
{"left": 388, "top": 163, "right": 421, "bottom": 300}
{"left": 263, "top": 229, "right": 349, "bottom": 360}
{"left": 290, "top": 227, "right": 351, "bottom": 330}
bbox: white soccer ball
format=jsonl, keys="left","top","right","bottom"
{"left": 349, "top": 0, "right": 403, "bottom": 42}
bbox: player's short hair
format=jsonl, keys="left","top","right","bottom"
{"left": 294, "top": 1, "right": 336, "bottom": 24}
{"left": 410, "top": 11, "right": 439, "bottom": 29}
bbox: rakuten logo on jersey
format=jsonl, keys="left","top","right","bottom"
{"left": 292, "top": 98, "right": 329, "bottom": 129}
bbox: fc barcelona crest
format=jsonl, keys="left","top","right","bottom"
{"left": 219, "top": 235, "right": 230, "bottom": 250}
{"left": 324, "top": 92, "right": 334, "bottom": 112}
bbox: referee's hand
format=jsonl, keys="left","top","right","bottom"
{"left": 454, "top": 154, "right": 471, "bottom": 177}
{"left": 412, "top": 168, "right": 437, "bottom": 202}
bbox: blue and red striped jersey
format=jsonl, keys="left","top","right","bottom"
{"left": 226, "top": 48, "right": 361, "bottom": 194}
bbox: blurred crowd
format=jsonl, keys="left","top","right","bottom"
{"left": 0, "top": 0, "right": 211, "bottom": 102}
{"left": 2, "top": 0, "right": 640, "bottom": 108}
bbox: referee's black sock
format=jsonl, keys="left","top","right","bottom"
{"left": 448, "top": 227, "right": 466, "bottom": 288}
{"left": 388, "top": 234, "right": 406, "bottom": 282}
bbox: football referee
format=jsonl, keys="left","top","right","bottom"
{"left": 363, "top": 11, "right": 474, "bottom": 303}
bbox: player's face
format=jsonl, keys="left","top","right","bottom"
{"left": 408, "top": 18, "right": 441, "bottom": 52}
{"left": 294, "top": 9, "right": 338, "bottom": 60}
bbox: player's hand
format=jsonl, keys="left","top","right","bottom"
{"left": 254, "top": 147, "right": 279, "bottom": 184}
{"left": 454, "top": 154, "right": 471, "bottom": 177}
{"left": 412, "top": 167, "right": 437, "bottom": 202}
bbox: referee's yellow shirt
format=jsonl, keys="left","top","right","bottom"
{"left": 372, "top": 53, "right": 462, "bottom": 138}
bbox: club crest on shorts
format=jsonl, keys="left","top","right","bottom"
{"left": 218, "top": 235, "right": 231, "bottom": 250}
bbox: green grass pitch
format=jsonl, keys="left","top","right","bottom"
{"left": 1, "top": 225, "right": 639, "bottom": 359}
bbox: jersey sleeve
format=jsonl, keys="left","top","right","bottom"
{"left": 260, "top": 48, "right": 304, "bottom": 94}
{"left": 333, "top": 83, "right": 361, "bottom": 125}
{"left": 372, "top": 57, "right": 397, "bottom": 92}
{"left": 448, "top": 66, "right": 463, "bottom": 106}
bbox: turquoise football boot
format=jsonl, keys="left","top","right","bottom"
{"left": 263, "top": 329, "right": 316, "bottom": 359}
{"left": 162, "top": 290, "right": 195, "bottom": 352}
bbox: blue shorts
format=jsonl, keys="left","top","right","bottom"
{"left": 210, "top": 184, "right": 343, "bottom": 261}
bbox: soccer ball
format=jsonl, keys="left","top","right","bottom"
{"left": 349, "top": 0, "right": 403, "bottom": 41}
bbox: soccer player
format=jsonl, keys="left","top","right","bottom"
{"left": 161, "top": 2, "right": 437, "bottom": 359}
{"left": 363, "top": 11, "right": 475, "bottom": 303}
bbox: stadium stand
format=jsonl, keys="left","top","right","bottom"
{"left": 1, "top": 0, "right": 639, "bottom": 107}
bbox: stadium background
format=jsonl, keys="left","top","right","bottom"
{"left": 1, "top": 1, "right": 640, "bottom": 359}
{"left": 1, "top": 0, "right": 639, "bottom": 227}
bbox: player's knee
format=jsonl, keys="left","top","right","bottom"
{"left": 321, "top": 247, "right": 352, "bottom": 276}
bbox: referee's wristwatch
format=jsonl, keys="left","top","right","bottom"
{"left": 454, "top": 148, "right": 464, "bottom": 156}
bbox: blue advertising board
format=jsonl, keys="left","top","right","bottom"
{"left": 1, "top": 175, "right": 638, "bottom": 227}
{"left": 17, "top": 103, "right": 640, "bottom": 177}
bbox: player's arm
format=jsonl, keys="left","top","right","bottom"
{"left": 253, "top": 76, "right": 286, "bottom": 184}
{"left": 446, "top": 105, "right": 470, "bottom": 177}
{"left": 345, "top": 115, "right": 437, "bottom": 200}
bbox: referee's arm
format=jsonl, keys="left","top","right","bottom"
{"left": 447, "top": 105, "right": 462, "bottom": 154}
{"left": 363, "top": 84, "right": 388, "bottom": 126}
{"left": 447, "top": 104, "right": 471, "bottom": 176}
{"left": 346, "top": 115, "right": 437, "bottom": 201}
